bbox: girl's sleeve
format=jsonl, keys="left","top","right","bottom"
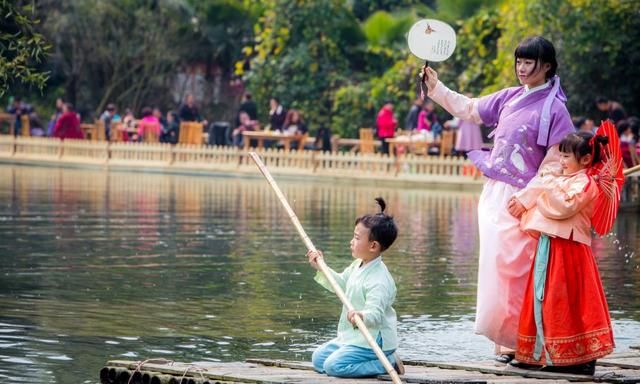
{"left": 360, "top": 278, "right": 395, "bottom": 328}
{"left": 314, "top": 261, "right": 356, "bottom": 293}
{"left": 536, "top": 176, "right": 597, "bottom": 220}
{"left": 427, "top": 81, "right": 483, "bottom": 124}
{"left": 537, "top": 145, "right": 563, "bottom": 175}
{"left": 515, "top": 161, "right": 562, "bottom": 209}
{"left": 514, "top": 180, "right": 544, "bottom": 210}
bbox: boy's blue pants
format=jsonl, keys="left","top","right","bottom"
{"left": 311, "top": 335, "right": 397, "bottom": 378}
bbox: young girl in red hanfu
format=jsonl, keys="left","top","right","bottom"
{"left": 507, "top": 131, "right": 615, "bottom": 375}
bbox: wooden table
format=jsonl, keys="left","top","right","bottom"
{"left": 80, "top": 123, "right": 99, "bottom": 140}
{"left": 385, "top": 134, "right": 438, "bottom": 156}
{"left": 0, "top": 112, "right": 16, "bottom": 135}
{"left": 111, "top": 121, "right": 138, "bottom": 142}
{"left": 242, "top": 131, "right": 309, "bottom": 152}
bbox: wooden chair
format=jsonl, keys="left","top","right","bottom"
{"left": 80, "top": 123, "right": 97, "bottom": 140}
{"left": 178, "top": 121, "right": 188, "bottom": 144}
{"left": 140, "top": 121, "right": 160, "bottom": 143}
{"left": 143, "top": 128, "right": 159, "bottom": 143}
{"left": 296, "top": 132, "right": 309, "bottom": 151}
{"left": 109, "top": 122, "right": 122, "bottom": 142}
{"left": 439, "top": 129, "right": 455, "bottom": 156}
{"left": 359, "top": 128, "right": 374, "bottom": 154}
{"left": 179, "top": 122, "right": 204, "bottom": 145}
{"left": 411, "top": 140, "right": 429, "bottom": 156}
{"left": 94, "top": 120, "right": 106, "bottom": 141}
{"left": 0, "top": 112, "right": 15, "bottom": 135}
{"left": 20, "top": 115, "right": 31, "bottom": 137}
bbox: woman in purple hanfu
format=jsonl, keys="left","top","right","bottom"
{"left": 422, "top": 36, "right": 575, "bottom": 362}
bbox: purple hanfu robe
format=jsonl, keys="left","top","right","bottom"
{"left": 468, "top": 76, "right": 574, "bottom": 188}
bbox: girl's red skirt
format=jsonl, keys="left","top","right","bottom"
{"left": 515, "top": 237, "right": 614, "bottom": 366}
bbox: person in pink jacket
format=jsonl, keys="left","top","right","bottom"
{"left": 416, "top": 104, "right": 431, "bottom": 132}
{"left": 137, "top": 106, "right": 161, "bottom": 141}
{"left": 507, "top": 131, "right": 614, "bottom": 375}
{"left": 376, "top": 101, "right": 397, "bottom": 154}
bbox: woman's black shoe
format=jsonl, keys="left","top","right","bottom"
{"left": 541, "top": 360, "right": 596, "bottom": 376}
{"left": 494, "top": 354, "right": 515, "bottom": 364}
{"left": 508, "top": 360, "right": 542, "bottom": 370}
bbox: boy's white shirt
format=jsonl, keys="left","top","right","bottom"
{"left": 314, "top": 256, "right": 398, "bottom": 350}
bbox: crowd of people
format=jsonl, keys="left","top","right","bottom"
{"left": 376, "top": 96, "right": 484, "bottom": 156}
{"left": 572, "top": 96, "right": 638, "bottom": 168}
{"left": 4, "top": 95, "right": 202, "bottom": 142}
{"left": 4, "top": 81, "right": 635, "bottom": 163}
{"left": 4, "top": 91, "right": 322, "bottom": 149}
{"left": 96, "top": 94, "right": 203, "bottom": 143}
{"left": 373, "top": 89, "right": 637, "bottom": 164}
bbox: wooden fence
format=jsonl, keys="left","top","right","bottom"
{"left": 2, "top": 135, "right": 637, "bottom": 207}
{"left": 0, "top": 135, "right": 483, "bottom": 187}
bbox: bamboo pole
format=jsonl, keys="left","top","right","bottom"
{"left": 623, "top": 164, "right": 640, "bottom": 176}
{"left": 249, "top": 152, "right": 403, "bottom": 384}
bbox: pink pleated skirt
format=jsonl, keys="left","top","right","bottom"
{"left": 474, "top": 179, "right": 538, "bottom": 349}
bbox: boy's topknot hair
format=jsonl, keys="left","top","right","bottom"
{"left": 355, "top": 197, "right": 398, "bottom": 252}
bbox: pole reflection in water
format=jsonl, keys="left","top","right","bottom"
{"left": 0, "top": 164, "right": 638, "bottom": 383}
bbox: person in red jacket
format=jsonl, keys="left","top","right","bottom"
{"left": 52, "top": 103, "right": 84, "bottom": 140}
{"left": 376, "top": 101, "right": 397, "bottom": 154}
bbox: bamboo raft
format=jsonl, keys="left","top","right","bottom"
{"left": 101, "top": 350, "right": 640, "bottom": 384}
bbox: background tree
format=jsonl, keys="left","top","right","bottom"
{"left": 243, "top": 0, "right": 365, "bottom": 127}
{"left": 0, "top": 0, "right": 49, "bottom": 96}
{"left": 8, "top": 0, "right": 255, "bottom": 120}
{"left": 41, "top": 0, "right": 196, "bottom": 117}
{"left": 547, "top": 0, "right": 640, "bottom": 118}
{"left": 488, "top": 0, "right": 640, "bottom": 119}
{"left": 350, "top": 0, "right": 435, "bottom": 20}
{"left": 4, "top": 0, "right": 638, "bottom": 135}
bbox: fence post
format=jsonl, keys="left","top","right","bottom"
{"left": 57, "top": 138, "right": 63, "bottom": 159}
{"left": 168, "top": 143, "right": 175, "bottom": 165}
{"left": 311, "top": 150, "right": 318, "bottom": 173}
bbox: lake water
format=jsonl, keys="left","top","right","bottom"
{"left": 0, "top": 164, "right": 638, "bottom": 383}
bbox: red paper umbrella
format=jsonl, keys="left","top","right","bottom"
{"left": 588, "top": 120, "right": 625, "bottom": 235}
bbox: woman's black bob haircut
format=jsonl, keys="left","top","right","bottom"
{"left": 514, "top": 36, "right": 558, "bottom": 80}
{"left": 355, "top": 197, "right": 398, "bottom": 252}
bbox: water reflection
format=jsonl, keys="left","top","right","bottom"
{"left": 0, "top": 164, "right": 638, "bottom": 383}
